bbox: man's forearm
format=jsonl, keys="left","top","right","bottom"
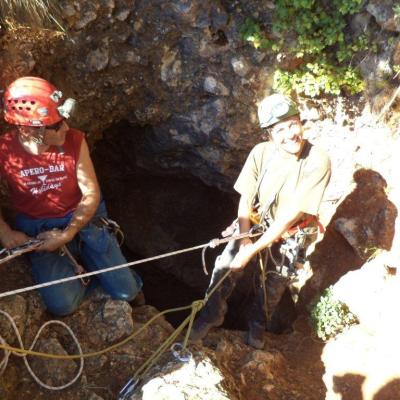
{"left": 64, "top": 191, "right": 100, "bottom": 239}
{"left": 237, "top": 195, "right": 252, "bottom": 234}
{"left": 250, "top": 211, "right": 304, "bottom": 256}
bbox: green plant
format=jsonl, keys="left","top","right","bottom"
{"left": 240, "top": 0, "right": 369, "bottom": 96}
{"left": 393, "top": 4, "right": 400, "bottom": 17}
{"left": 393, "top": 64, "right": 400, "bottom": 79}
{"left": 311, "top": 286, "right": 359, "bottom": 341}
{"left": 274, "top": 62, "right": 365, "bottom": 96}
{"left": 272, "top": 0, "right": 364, "bottom": 56}
{"left": 239, "top": 17, "right": 277, "bottom": 51}
{"left": 336, "top": 35, "right": 371, "bottom": 62}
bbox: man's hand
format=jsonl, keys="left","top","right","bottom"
{"left": 230, "top": 240, "right": 254, "bottom": 271}
{"left": 0, "top": 229, "right": 30, "bottom": 249}
{"left": 36, "top": 229, "right": 74, "bottom": 252}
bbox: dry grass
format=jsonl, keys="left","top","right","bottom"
{"left": 0, "top": 0, "right": 63, "bottom": 31}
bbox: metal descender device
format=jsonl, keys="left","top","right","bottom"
{"left": 0, "top": 239, "right": 44, "bottom": 265}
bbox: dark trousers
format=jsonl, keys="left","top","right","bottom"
{"left": 198, "top": 231, "right": 290, "bottom": 331}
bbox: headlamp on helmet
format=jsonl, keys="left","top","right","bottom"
{"left": 3, "top": 76, "right": 76, "bottom": 127}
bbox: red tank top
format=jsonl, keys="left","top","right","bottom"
{"left": 0, "top": 128, "right": 84, "bottom": 218}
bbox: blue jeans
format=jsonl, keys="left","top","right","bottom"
{"left": 15, "top": 201, "right": 143, "bottom": 316}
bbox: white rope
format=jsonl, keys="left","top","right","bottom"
{"left": 0, "top": 243, "right": 209, "bottom": 299}
{"left": 0, "top": 229, "right": 266, "bottom": 392}
{"left": 0, "top": 230, "right": 264, "bottom": 300}
{"left": 0, "top": 310, "right": 84, "bottom": 390}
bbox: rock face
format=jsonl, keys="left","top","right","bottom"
{"left": 2, "top": 2, "right": 400, "bottom": 399}
{"left": 131, "top": 355, "right": 235, "bottom": 400}
{"left": 298, "top": 168, "right": 397, "bottom": 311}
{"left": 0, "top": 0, "right": 398, "bottom": 192}
{"left": 367, "top": 0, "right": 400, "bottom": 32}
{"left": 322, "top": 253, "right": 400, "bottom": 400}
{"left": 0, "top": 0, "right": 276, "bottom": 190}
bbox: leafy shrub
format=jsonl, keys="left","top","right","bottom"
{"left": 272, "top": 0, "right": 364, "bottom": 58}
{"left": 239, "top": 17, "right": 279, "bottom": 51}
{"left": 240, "top": 0, "right": 370, "bottom": 96}
{"left": 274, "top": 61, "right": 365, "bottom": 96}
{"left": 310, "top": 286, "right": 359, "bottom": 341}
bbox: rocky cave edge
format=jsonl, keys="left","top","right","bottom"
{"left": 1, "top": 1, "right": 400, "bottom": 399}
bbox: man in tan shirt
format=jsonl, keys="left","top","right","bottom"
{"left": 190, "top": 94, "right": 331, "bottom": 348}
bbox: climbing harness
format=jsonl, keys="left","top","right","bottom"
{"left": 274, "top": 219, "right": 321, "bottom": 278}
{"left": 276, "top": 229, "right": 307, "bottom": 278}
{"left": 253, "top": 215, "right": 322, "bottom": 324}
{"left": 0, "top": 239, "right": 43, "bottom": 265}
{"left": 94, "top": 216, "right": 125, "bottom": 246}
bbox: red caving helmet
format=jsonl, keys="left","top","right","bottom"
{"left": 3, "top": 76, "right": 75, "bottom": 127}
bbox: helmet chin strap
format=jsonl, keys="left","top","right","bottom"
{"left": 30, "top": 133, "right": 45, "bottom": 145}
{"left": 18, "top": 128, "right": 46, "bottom": 146}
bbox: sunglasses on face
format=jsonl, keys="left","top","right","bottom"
{"left": 25, "top": 120, "right": 64, "bottom": 133}
{"left": 44, "top": 120, "right": 64, "bottom": 131}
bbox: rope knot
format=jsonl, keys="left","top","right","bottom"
{"left": 191, "top": 300, "right": 204, "bottom": 313}
{"left": 208, "top": 238, "right": 220, "bottom": 248}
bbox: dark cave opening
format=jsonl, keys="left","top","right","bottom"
{"left": 91, "top": 121, "right": 296, "bottom": 332}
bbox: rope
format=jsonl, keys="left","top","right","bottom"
{"left": 0, "top": 227, "right": 252, "bottom": 394}
{"left": 128, "top": 269, "right": 232, "bottom": 384}
{"left": 0, "top": 230, "right": 262, "bottom": 300}
{"left": 201, "top": 226, "right": 265, "bottom": 275}
{"left": 268, "top": 246, "right": 285, "bottom": 269}
{"left": 0, "top": 266, "right": 233, "bottom": 394}
{"left": 0, "top": 269, "right": 232, "bottom": 360}
{"left": 0, "top": 303, "right": 194, "bottom": 359}
{"left": 0, "top": 310, "right": 83, "bottom": 390}
{"left": 258, "top": 253, "right": 269, "bottom": 323}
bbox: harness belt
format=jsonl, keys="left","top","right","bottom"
{"left": 252, "top": 211, "right": 323, "bottom": 243}
{"left": 284, "top": 214, "right": 324, "bottom": 238}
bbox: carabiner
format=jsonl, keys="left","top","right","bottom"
{"left": 171, "top": 342, "right": 192, "bottom": 363}
{"left": 118, "top": 377, "right": 140, "bottom": 400}
{"left": 249, "top": 224, "right": 266, "bottom": 236}
{"left": 0, "top": 239, "right": 44, "bottom": 265}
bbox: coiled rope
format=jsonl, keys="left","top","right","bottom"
{"left": 0, "top": 310, "right": 83, "bottom": 390}
{"left": 0, "top": 270, "right": 231, "bottom": 392}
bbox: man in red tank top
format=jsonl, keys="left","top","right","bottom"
{"left": 0, "top": 77, "right": 143, "bottom": 316}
